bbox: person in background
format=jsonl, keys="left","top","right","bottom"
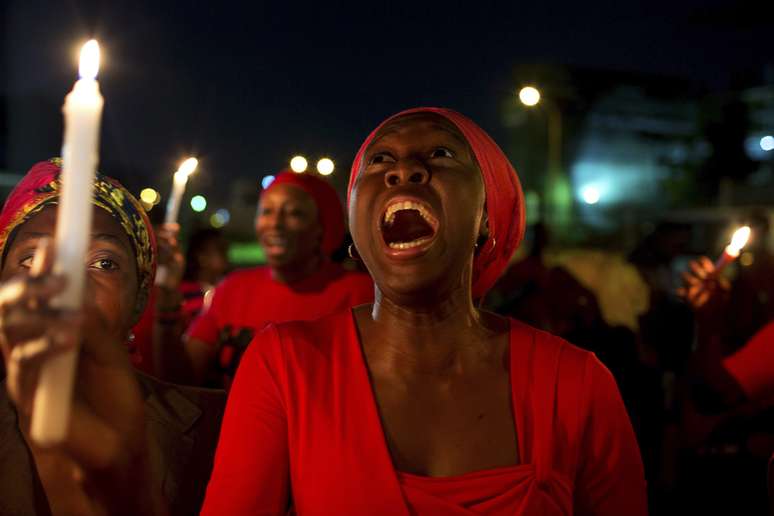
{"left": 202, "top": 108, "right": 647, "bottom": 515}
{"left": 179, "top": 228, "right": 229, "bottom": 324}
{"left": 678, "top": 255, "right": 774, "bottom": 515}
{"left": 182, "top": 171, "right": 373, "bottom": 387}
{"left": 0, "top": 159, "right": 225, "bottom": 516}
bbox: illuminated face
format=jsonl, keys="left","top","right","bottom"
{"left": 349, "top": 113, "right": 486, "bottom": 303}
{"left": 1, "top": 205, "right": 140, "bottom": 339}
{"left": 255, "top": 183, "right": 323, "bottom": 269}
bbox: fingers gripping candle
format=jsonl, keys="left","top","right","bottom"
{"left": 31, "top": 40, "right": 104, "bottom": 445}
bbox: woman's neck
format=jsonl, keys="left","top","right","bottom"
{"left": 363, "top": 286, "right": 499, "bottom": 376}
{"left": 270, "top": 254, "right": 324, "bottom": 284}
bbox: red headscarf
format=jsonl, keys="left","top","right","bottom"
{"left": 348, "top": 107, "right": 525, "bottom": 299}
{"left": 262, "top": 171, "right": 345, "bottom": 257}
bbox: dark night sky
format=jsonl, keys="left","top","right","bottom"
{"left": 3, "top": 0, "right": 772, "bottom": 201}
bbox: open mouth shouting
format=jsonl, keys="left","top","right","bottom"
{"left": 380, "top": 198, "right": 440, "bottom": 257}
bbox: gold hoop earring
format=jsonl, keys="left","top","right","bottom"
{"left": 348, "top": 244, "right": 359, "bottom": 260}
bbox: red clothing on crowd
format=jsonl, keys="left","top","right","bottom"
{"left": 186, "top": 261, "right": 373, "bottom": 345}
{"left": 723, "top": 320, "right": 774, "bottom": 402}
{"left": 201, "top": 311, "right": 648, "bottom": 515}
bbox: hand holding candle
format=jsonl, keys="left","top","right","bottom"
{"left": 31, "top": 40, "right": 104, "bottom": 445}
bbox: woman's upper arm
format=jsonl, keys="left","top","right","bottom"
{"left": 574, "top": 355, "right": 648, "bottom": 516}
{"left": 201, "top": 326, "right": 290, "bottom": 515}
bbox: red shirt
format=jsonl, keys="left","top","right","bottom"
{"left": 186, "top": 261, "right": 373, "bottom": 345}
{"left": 723, "top": 320, "right": 774, "bottom": 402}
{"left": 201, "top": 311, "right": 648, "bottom": 515}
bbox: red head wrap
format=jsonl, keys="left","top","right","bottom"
{"left": 262, "top": 171, "right": 345, "bottom": 257}
{"left": 348, "top": 107, "right": 525, "bottom": 299}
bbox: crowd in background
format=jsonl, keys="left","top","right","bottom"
{"left": 143, "top": 212, "right": 774, "bottom": 514}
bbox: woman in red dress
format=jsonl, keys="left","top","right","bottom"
{"left": 202, "top": 108, "right": 648, "bottom": 515}
{"left": 183, "top": 171, "right": 373, "bottom": 386}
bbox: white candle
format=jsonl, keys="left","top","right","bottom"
{"left": 156, "top": 157, "right": 198, "bottom": 286}
{"left": 164, "top": 157, "right": 198, "bottom": 225}
{"left": 30, "top": 40, "right": 104, "bottom": 445}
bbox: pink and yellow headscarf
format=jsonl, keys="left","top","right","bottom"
{"left": 0, "top": 158, "right": 156, "bottom": 315}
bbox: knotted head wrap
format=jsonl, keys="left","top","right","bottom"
{"left": 0, "top": 158, "right": 156, "bottom": 316}
{"left": 348, "top": 107, "right": 525, "bottom": 299}
{"left": 261, "top": 171, "right": 346, "bottom": 257}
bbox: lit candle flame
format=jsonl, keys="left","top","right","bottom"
{"left": 178, "top": 157, "right": 199, "bottom": 177}
{"left": 727, "top": 226, "right": 751, "bottom": 257}
{"left": 78, "top": 40, "right": 100, "bottom": 80}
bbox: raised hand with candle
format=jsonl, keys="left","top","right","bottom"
{"left": 0, "top": 160, "right": 224, "bottom": 516}
{"left": 677, "top": 226, "right": 751, "bottom": 313}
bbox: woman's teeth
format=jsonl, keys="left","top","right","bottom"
{"left": 383, "top": 201, "right": 437, "bottom": 228}
{"left": 388, "top": 236, "right": 433, "bottom": 249}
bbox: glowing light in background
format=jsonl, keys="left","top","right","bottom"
{"left": 290, "top": 156, "right": 308, "bottom": 173}
{"left": 580, "top": 185, "right": 601, "bottom": 205}
{"left": 210, "top": 208, "right": 230, "bottom": 228}
{"left": 518, "top": 86, "right": 541, "bottom": 107}
{"left": 190, "top": 195, "right": 207, "bottom": 212}
{"left": 761, "top": 135, "right": 774, "bottom": 152}
{"left": 317, "top": 158, "right": 335, "bottom": 176}
{"left": 140, "top": 188, "right": 160, "bottom": 205}
{"left": 261, "top": 175, "right": 276, "bottom": 189}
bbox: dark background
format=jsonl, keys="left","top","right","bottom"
{"left": 3, "top": 1, "right": 771, "bottom": 201}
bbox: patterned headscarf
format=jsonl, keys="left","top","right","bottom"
{"left": 0, "top": 158, "right": 156, "bottom": 315}
{"left": 261, "top": 171, "right": 346, "bottom": 256}
{"left": 348, "top": 107, "right": 526, "bottom": 299}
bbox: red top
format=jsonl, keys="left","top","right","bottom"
{"left": 186, "top": 261, "right": 374, "bottom": 345}
{"left": 723, "top": 320, "right": 774, "bottom": 401}
{"left": 201, "top": 311, "right": 648, "bottom": 515}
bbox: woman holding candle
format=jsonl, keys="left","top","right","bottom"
{"left": 181, "top": 171, "right": 373, "bottom": 387}
{"left": 0, "top": 159, "right": 224, "bottom": 516}
{"left": 678, "top": 254, "right": 774, "bottom": 515}
{"left": 202, "top": 108, "right": 647, "bottom": 515}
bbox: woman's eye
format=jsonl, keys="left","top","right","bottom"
{"left": 368, "top": 153, "right": 396, "bottom": 165}
{"left": 430, "top": 147, "right": 454, "bottom": 159}
{"left": 89, "top": 258, "right": 119, "bottom": 271}
{"left": 18, "top": 256, "right": 33, "bottom": 269}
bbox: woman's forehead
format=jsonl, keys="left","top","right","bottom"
{"left": 369, "top": 112, "right": 468, "bottom": 148}
{"left": 13, "top": 205, "right": 133, "bottom": 255}
{"left": 261, "top": 183, "right": 315, "bottom": 206}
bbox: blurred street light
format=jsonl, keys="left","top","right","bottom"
{"left": 761, "top": 135, "right": 774, "bottom": 152}
{"left": 290, "top": 156, "right": 308, "bottom": 173}
{"left": 518, "top": 86, "right": 541, "bottom": 107}
{"left": 190, "top": 195, "right": 207, "bottom": 212}
{"left": 210, "top": 208, "right": 230, "bottom": 228}
{"left": 317, "top": 158, "right": 335, "bottom": 176}
{"left": 140, "top": 187, "right": 160, "bottom": 206}
{"left": 517, "top": 84, "right": 570, "bottom": 234}
{"left": 261, "top": 175, "right": 276, "bottom": 189}
{"left": 580, "top": 185, "right": 601, "bottom": 205}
